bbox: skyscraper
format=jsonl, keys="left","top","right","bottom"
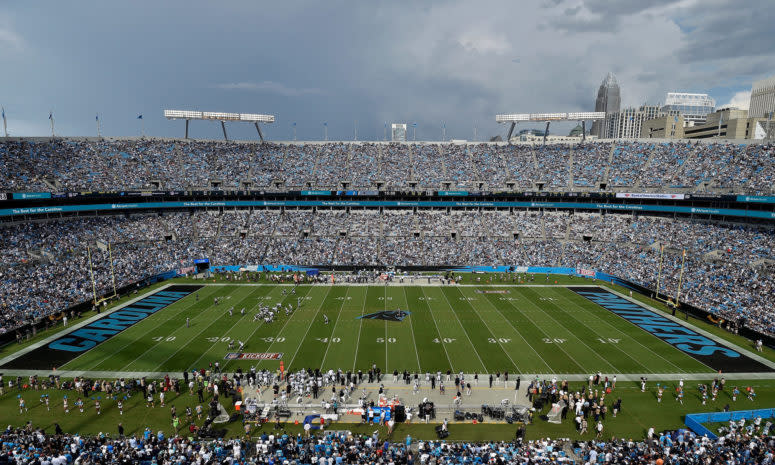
{"left": 591, "top": 73, "right": 621, "bottom": 138}
{"left": 749, "top": 76, "right": 775, "bottom": 119}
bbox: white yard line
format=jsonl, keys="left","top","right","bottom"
{"left": 220, "top": 286, "right": 310, "bottom": 371}
{"left": 436, "top": 287, "right": 488, "bottom": 373}
{"left": 352, "top": 286, "right": 368, "bottom": 372}
{"left": 286, "top": 286, "right": 334, "bottom": 369}
{"left": 0, "top": 283, "right": 177, "bottom": 367}
{"left": 518, "top": 289, "right": 619, "bottom": 374}
{"left": 552, "top": 287, "right": 686, "bottom": 373}
{"left": 250, "top": 286, "right": 319, "bottom": 370}
{"left": 319, "top": 287, "right": 350, "bottom": 370}
{"left": 151, "top": 287, "right": 269, "bottom": 372}
{"left": 401, "top": 287, "right": 423, "bottom": 373}
{"left": 418, "top": 286, "right": 456, "bottom": 373}
{"left": 82, "top": 286, "right": 221, "bottom": 371}
{"left": 475, "top": 291, "right": 555, "bottom": 374}
{"left": 452, "top": 287, "right": 520, "bottom": 373}
{"left": 183, "top": 289, "right": 272, "bottom": 371}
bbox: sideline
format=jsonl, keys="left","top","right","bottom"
{"left": 0, "top": 283, "right": 174, "bottom": 368}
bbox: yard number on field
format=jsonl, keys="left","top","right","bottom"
{"left": 433, "top": 338, "right": 456, "bottom": 343}
{"left": 151, "top": 336, "right": 176, "bottom": 342}
{"left": 542, "top": 338, "right": 566, "bottom": 343}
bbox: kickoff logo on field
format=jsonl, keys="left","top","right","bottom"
{"left": 1, "top": 285, "right": 202, "bottom": 370}
{"left": 224, "top": 352, "right": 283, "bottom": 360}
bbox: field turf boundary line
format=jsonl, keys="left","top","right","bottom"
{"left": 3, "top": 369, "right": 775, "bottom": 381}
{"left": 604, "top": 287, "right": 775, "bottom": 372}
{"left": 0, "top": 283, "right": 176, "bottom": 368}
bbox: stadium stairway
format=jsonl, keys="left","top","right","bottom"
{"left": 602, "top": 144, "right": 616, "bottom": 187}
{"left": 437, "top": 144, "right": 449, "bottom": 182}
{"left": 567, "top": 151, "right": 574, "bottom": 190}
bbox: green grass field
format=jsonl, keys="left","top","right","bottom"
{"left": 2, "top": 279, "right": 774, "bottom": 441}
{"left": 22, "top": 283, "right": 738, "bottom": 375}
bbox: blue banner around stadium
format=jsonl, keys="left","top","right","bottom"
{"left": 1, "top": 200, "right": 773, "bottom": 220}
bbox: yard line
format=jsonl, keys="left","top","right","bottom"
{"left": 64, "top": 286, "right": 221, "bottom": 370}
{"left": 519, "top": 290, "right": 619, "bottom": 374}
{"left": 156, "top": 289, "right": 282, "bottom": 371}
{"left": 418, "top": 286, "right": 456, "bottom": 373}
{"left": 254, "top": 286, "right": 324, "bottom": 370}
{"left": 222, "top": 285, "right": 312, "bottom": 372}
{"left": 451, "top": 287, "right": 520, "bottom": 373}
{"left": 121, "top": 291, "right": 255, "bottom": 371}
{"left": 352, "top": 286, "right": 368, "bottom": 372}
{"left": 436, "top": 287, "right": 488, "bottom": 373}
{"left": 183, "top": 288, "right": 271, "bottom": 371}
{"left": 286, "top": 286, "right": 334, "bottom": 369}
{"left": 498, "top": 294, "right": 585, "bottom": 374}
{"left": 319, "top": 287, "right": 350, "bottom": 370}
{"left": 384, "top": 286, "right": 389, "bottom": 371}
{"left": 552, "top": 288, "right": 685, "bottom": 373}
{"left": 476, "top": 292, "right": 554, "bottom": 374}
{"left": 401, "top": 287, "right": 422, "bottom": 373}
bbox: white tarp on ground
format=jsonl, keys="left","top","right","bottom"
{"left": 547, "top": 400, "right": 566, "bottom": 424}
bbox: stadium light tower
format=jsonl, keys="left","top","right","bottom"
{"left": 164, "top": 110, "right": 275, "bottom": 142}
{"left": 496, "top": 112, "right": 605, "bottom": 144}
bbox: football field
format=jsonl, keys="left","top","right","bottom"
{"left": 5, "top": 283, "right": 770, "bottom": 376}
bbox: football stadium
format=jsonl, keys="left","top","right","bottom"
{"left": 2, "top": 2, "right": 775, "bottom": 463}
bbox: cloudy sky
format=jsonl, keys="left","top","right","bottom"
{"left": 0, "top": 0, "right": 771, "bottom": 140}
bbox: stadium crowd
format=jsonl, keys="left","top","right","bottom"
{"left": 1, "top": 210, "right": 774, "bottom": 339}
{"left": 2, "top": 420, "right": 775, "bottom": 463}
{"left": 2, "top": 139, "right": 774, "bottom": 192}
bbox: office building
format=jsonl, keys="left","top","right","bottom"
{"left": 605, "top": 105, "right": 662, "bottom": 139}
{"left": 591, "top": 73, "right": 621, "bottom": 138}
{"left": 662, "top": 92, "right": 715, "bottom": 125}
{"left": 749, "top": 76, "right": 775, "bottom": 118}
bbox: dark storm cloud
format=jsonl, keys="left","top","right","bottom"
{"left": 0, "top": 1, "right": 771, "bottom": 139}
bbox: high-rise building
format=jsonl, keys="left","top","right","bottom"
{"left": 605, "top": 105, "right": 662, "bottom": 139}
{"left": 749, "top": 76, "right": 775, "bottom": 118}
{"left": 591, "top": 72, "right": 621, "bottom": 138}
{"left": 662, "top": 92, "right": 715, "bottom": 125}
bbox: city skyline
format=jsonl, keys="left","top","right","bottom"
{"left": 0, "top": 1, "right": 771, "bottom": 140}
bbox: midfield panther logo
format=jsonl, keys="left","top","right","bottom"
{"left": 357, "top": 310, "right": 411, "bottom": 322}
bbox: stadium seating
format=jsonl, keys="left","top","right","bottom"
{"left": 1, "top": 139, "right": 774, "bottom": 192}
{"left": 1, "top": 211, "right": 773, "bottom": 338}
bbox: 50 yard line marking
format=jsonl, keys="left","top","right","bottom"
{"left": 319, "top": 287, "right": 350, "bottom": 370}
{"left": 384, "top": 285, "right": 389, "bottom": 371}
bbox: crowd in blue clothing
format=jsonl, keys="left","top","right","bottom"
{"left": 2, "top": 425, "right": 775, "bottom": 464}
{"left": 1, "top": 210, "right": 774, "bottom": 338}
{"left": 1, "top": 139, "right": 773, "bottom": 192}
